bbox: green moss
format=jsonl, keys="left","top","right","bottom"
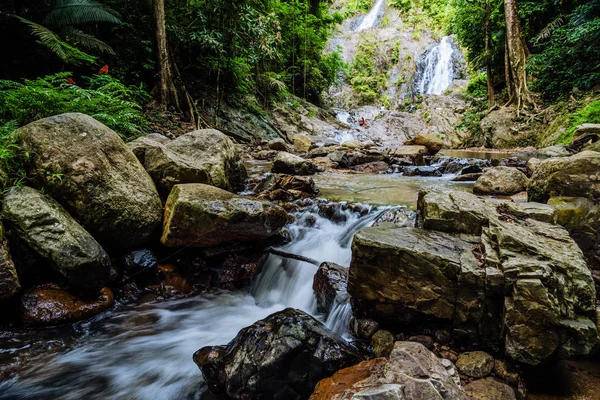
{"left": 347, "top": 36, "right": 390, "bottom": 107}
{"left": 559, "top": 100, "right": 600, "bottom": 145}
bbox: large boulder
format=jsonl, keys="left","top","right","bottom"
{"left": 161, "top": 184, "right": 288, "bottom": 247}
{"left": 463, "top": 378, "right": 517, "bottom": 400}
{"left": 13, "top": 113, "right": 163, "bottom": 249}
{"left": 141, "top": 129, "right": 247, "bottom": 196}
{"left": 20, "top": 284, "right": 114, "bottom": 326}
{"left": 3, "top": 186, "right": 111, "bottom": 293}
{"left": 272, "top": 152, "right": 319, "bottom": 175}
{"left": 350, "top": 189, "right": 598, "bottom": 365}
{"left": 0, "top": 221, "right": 20, "bottom": 299}
{"left": 310, "top": 341, "right": 466, "bottom": 400}
{"left": 480, "top": 107, "right": 518, "bottom": 148}
{"left": 473, "top": 167, "right": 529, "bottom": 195}
{"left": 528, "top": 151, "right": 600, "bottom": 203}
{"left": 405, "top": 134, "right": 445, "bottom": 154}
{"left": 194, "top": 308, "right": 363, "bottom": 399}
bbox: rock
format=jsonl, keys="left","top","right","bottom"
{"left": 407, "top": 335, "right": 434, "bottom": 349}
{"left": 328, "top": 151, "right": 350, "bottom": 167}
{"left": 3, "top": 186, "right": 111, "bottom": 293}
{"left": 293, "top": 134, "right": 313, "bottom": 152}
{"left": 534, "top": 145, "right": 571, "bottom": 158}
{"left": 528, "top": 151, "right": 600, "bottom": 203}
{"left": 526, "top": 158, "right": 542, "bottom": 177}
{"left": 313, "top": 262, "right": 348, "bottom": 312}
{"left": 308, "top": 145, "right": 338, "bottom": 158}
{"left": 0, "top": 222, "right": 20, "bottom": 300}
{"left": 480, "top": 107, "right": 518, "bottom": 148}
{"left": 127, "top": 134, "right": 169, "bottom": 164}
{"left": 388, "top": 145, "right": 428, "bottom": 157}
{"left": 372, "top": 209, "right": 416, "bottom": 227}
{"left": 142, "top": 129, "right": 247, "bottom": 196}
{"left": 463, "top": 377, "right": 517, "bottom": 400}
{"left": 549, "top": 196, "right": 600, "bottom": 257}
{"left": 473, "top": 167, "right": 529, "bottom": 195}
{"left": 452, "top": 173, "right": 482, "bottom": 181}
{"left": 434, "top": 329, "right": 452, "bottom": 345}
{"left": 13, "top": 113, "right": 162, "bottom": 249}
{"left": 353, "top": 161, "right": 389, "bottom": 173}
{"left": 310, "top": 342, "right": 466, "bottom": 400}
{"left": 20, "top": 284, "right": 114, "bottom": 326}
{"left": 402, "top": 166, "right": 442, "bottom": 177}
{"left": 493, "top": 360, "right": 520, "bottom": 385}
{"left": 456, "top": 351, "right": 495, "bottom": 378}
{"left": 351, "top": 318, "right": 379, "bottom": 339}
{"left": 405, "top": 134, "right": 445, "bottom": 154}
{"left": 273, "top": 174, "right": 318, "bottom": 196}
{"left": 568, "top": 124, "right": 600, "bottom": 153}
{"left": 161, "top": 184, "right": 289, "bottom": 247}
{"left": 272, "top": 152, "right": 319, "bottom": 175}
{"left": 123, "top": 249, "right": 158, "bottom": 275}
{"left": 371, "top": 330, "right": 395, "bottom": 357}
{"left": 340, "top": 140, "right": 364, "bottom": 150}
{"left": 194, "top": 308, "right": 363, "bottom": 399}
{"left": 267, "top": 138, "right": 290, "bottom": 151}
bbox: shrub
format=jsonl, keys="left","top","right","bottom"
{"left": 559, "top": 100, "right": 600, "bottom": 144}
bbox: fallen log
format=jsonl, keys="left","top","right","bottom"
{"left": 268, "top": 248, "right": 321, "bottom": 266}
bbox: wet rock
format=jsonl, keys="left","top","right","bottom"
{"left": 463, "top": 377, "right": 517, "bottom": 400}
{"left": 161, "top": 184, "right": 288, "bottom": 247}
{"left": 328, "top": 151, "right": 350, "bottom": 167}
{"left": 372, "top": 209, "right": 416, "bottom": 227}
{"left": 194, "top": 308, "right": 363, "bottom": 400}
{"left": 493, "top": 360, "right": 520, "bottom": 386}
{"left": 456, "top": 351, "right": 494, "bottom": 378}
{"left": 353, "top": 161, "right": 390, "bottom": 173}
{"left": 0, "top": 222, "right": 20, "bottom": 300}
{"left": 549, "top": 196, "right": 600, "bottom": 260}
{"left": 371, "top": 330, "right": 395, "bottom": 357}
{"left": 351, "top": 318, "right": 379, "bottom": 339}
{"left": 13, "top": 113, "right": 163, "bottom": 249}
{"left": 389, "top": 146, "right": 427, "bottom": 166}
{"left": 452, "top": 172, "right": 482, "bottom": 181}
{"left": 405, "top": 134, "right": 445, "bottom": 154}
{"left": 267, "top": 138, "right": 290, "bottom": 151}
{"left": 526, "top": 157, "right": 542, "bottom": 177}
{"left": 534, "top": 145, "right": 571, "bottom": 158}
{"left": 20, "top": 284, "right": 114, "bottom": 326}
{"left": 529, "top": 151, "right": 600, "bottom": 203}
{"left": 407, "top": 335, "right": 434, "bottom": 349}
{"left": 313, "top": 262, "right": 348, "bottom": 312}
{"left": 434, "top": 329, "right": 452, "bottom": 345}
{"left": 123, "top": 249, "right": 158, "bottom": 275}
{"left": 254, "top": 149, "right": 277, "bottom": 160}
{"left": 3, "top": 186, "right": 111, "bottom": 293}
{"left": 402, "top": 166, "right": 442, "bottom": 177}
{"left": 293, "top": 134, "right": 313, "bottom": 152}
{"left": 473, "top": 167, "right": 529, "bottom": 195}
{"left": 272, "top": 152, "right": 319, "bottom": 175}
{"left": 273, "top": 174, "right": 318, "bottom": 196}
{"left": 310, "top": 342, "right": 466, "bottom": 400}
{"left": 308, "top": 145, "right": 338, "bottom": 158}
{"left": 142, "top": 129, "right": 248, "bottom": 196}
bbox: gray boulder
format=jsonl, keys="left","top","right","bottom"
{"left": 3, "top": 186, "right": 111, "bottom": 293}
{"left": 161, "top": 184, "right": 288, "bottom": 247}
{"left": 194, "top": 308, "right": 363, "bottom": 400}
{"left": 473, "top": 166, "right": 529, "bottom": 195}
{"left": 13, "top": 113, "right": 163, "bottom": 249}
{"left": 272, "top": 151, "right": 319, "bottom": 175}
{"left": 142, "top": 129, "right": 248, "bottom": 196}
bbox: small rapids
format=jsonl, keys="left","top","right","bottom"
{"left": 0, "top": 203, "right": 382, "bottom": 400}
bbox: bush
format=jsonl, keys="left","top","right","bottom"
{"left": 0, "top": 72, "right": 150, "bottom": 140}
{"left": 559, "top": 100, "right": 600, "bottom": 144}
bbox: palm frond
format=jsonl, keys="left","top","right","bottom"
{"left": 63, "top": 27, "right": 115, "bottom": 54}
{"left": 534, "top": 15, "right": 567, "bottom": 45}
{"left": 44, "top": 0, "right": 121, "bottom": 26}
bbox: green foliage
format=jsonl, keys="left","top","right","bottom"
{"left": 0, "top": 72, "right": 150, "bottom": 140}
{"left": 559, "top": 100, "right": 600, "bottom": 144}
{"left": 392, "top": 0, "right": 451, "bottom": 32}
{"left": 465, "top": 72, "right": 488, "bottom": 100}
{"left": 348, "top": 36, "right": 389, "bottom": 106}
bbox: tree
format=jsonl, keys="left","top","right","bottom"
{"left": 484, "top": 0, "right": 495, "bottom": 105}
{"left": 152, "top": 0, "right": 180, "bottom": 111}
{"left": 503, "top": 0, "right": 535, "bottom": 111}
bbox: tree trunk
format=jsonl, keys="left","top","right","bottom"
{"left": 153, "top": 0, "right": 180, "bottom": 111}
{"left": 485, "top": 1, "right": 495, "bottom": 106}
{"left": 504, "top": 0, "right": 535, "bottom": 111}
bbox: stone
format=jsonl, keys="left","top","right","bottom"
{"left": 371, "top": 330, "right": 395, "bottom": 357}
{"left": 142, "top": 129, "right": 247, "bottom": 196}
{"left": 402, "top": 166, "right": 442, "bottom": 177}
{"left": 273, "top": 174, "right": 318, "bottom": 196}
{"left": 452, "top": 173, "right": 482, "bottom": 181}
{"left": 3, "top": 186, "right": 111, "bottom": 293}
{"left": 548, "top": 196, "right": 600, "bottom": 256}
{"left": 161, "top": 184, "right": 289, "bottom": 247}
{"left": 20, "top": 284, "right": 114, "bottom": 326}
{"left": 569, "top": 124, "right": 600, "bottom": 152}
{"left": 456, "top": 351, "right": 495, "bottom": 378}
{"left": 529, "top": 151, "right": 600, "bottom": 203}
{"left": 340, "top": 140, "right": 364, "bottom": 150}
{"left": 405, "top": 134, "right": 445, "bottom": 154}
{"left": 310, "top": 342, "right": 466, "bottom": 400}
{"left": 353, "top": 161, "right": 390, "bottom": 173}
{"left": 473, "top": 167, "right": 529, "bottom": 195}
{"left": 123, "top": 249, "right": 158, "bottom": 275}
{"left": 0, "top": 221, "right": 20, "bottom": 300}
{"left": 267, "top": 138, "right": 290, "bottom": 151}
{"left": 407, "top": 335, "right": 434, "bottom": 349}
{"left": 534, "top": 145, "right": 571, "bottom": 158}
{"left": 526, "top": 158, "right": 542, "bottom": 177}
{"left": 127, "top": 134, "right": 169, "bottom": 164}
{"left": 463, "top": 377, "right": 516, "bottom": 400}
{"left": 272, "top": 152, "right": 319, "bottom": 175}
{"left": 13, "top": 113, "right": 163, "bottom": 249}
{"left": 493, "top": 360, "right": 520, "bottom": 386}
{"left": 293, "top": 134, "right": 313, "bottom": 152}
{"left": 480, "top": 107, "right": 518, "bottom": 148}
{"left": 434, "top": 329, "right": 452, "bottom": 345}
{"left": 351, "top": 318, "right": 379, "bottom": 339}
{"left": 313, "top": 262, "right": 348, "bottom": 312}
{"left": 308, "top": 145, "right": 338, "bottom": 158}
{"left": 194, "top": 308, "right": 363, "bottom": 399}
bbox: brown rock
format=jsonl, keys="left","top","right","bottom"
{"left": 464, "top": 377, "right": 517, "bottom": 400}
{"left": 456, "top": 351, "right": 495, "bottom": 378}
{"left": 352, "top": 161, "right": 390, "bottom": 173}
{"left": 371, "top": 330, "right": 395, "bottom": 357}
{"left": 310, "top": 358, "right": 388, "bottom": 400}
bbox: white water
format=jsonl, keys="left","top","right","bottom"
{"left": 0, "top": 204, "right": 380, "bottom": 400}
{"left": 356, "top": 0, "right": 386, "bottom": 32}
{"left": 418, "top": 36, "right": 455, "bottom": 95}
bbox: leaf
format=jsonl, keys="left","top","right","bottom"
{"left": 44, "top": 0, "right": 121, "bottom": 26}
{"left": 63, "top": 27, "right": 115, "bottom": 54}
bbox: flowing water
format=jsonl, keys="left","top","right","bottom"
{"left": 355, "top": 0, "right": 386, "bottom": 32}
{"left": 417, "top": 36, "right": 456, "bottom": 95}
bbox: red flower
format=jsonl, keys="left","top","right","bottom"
{"left": 66, "top": 77, "right": 76, "bottom": 85}
{"left": 98, "top": 65, "right": 109, "bottom": 75}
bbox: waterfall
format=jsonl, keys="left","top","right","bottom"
{"left": 417, "top": 36, "right": 456, "bottom": 95}
{"left": 356, "top": 0, "right": 386, "bottom": 32}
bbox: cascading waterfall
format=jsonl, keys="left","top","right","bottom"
{"left": 355, "top": 0, "right": 386, "bottom": 32}
{"left": 0, "top": 204, "right": 381, "bottom": 400}
{"left": 417, "top": 36, "right": 456, "bottom": 95}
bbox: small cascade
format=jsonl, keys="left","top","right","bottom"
{"left": 355, "top": 0, "right": 386, "bottom": 32}
{"left": 333, "top": 110, "right": 357, "bottom": 144}
{"left": 416, "top": 36, "right": 456, "bottom": 95}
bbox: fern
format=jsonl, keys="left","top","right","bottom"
{"left": 44, "top": 0, "right": 121, "bottom": 26}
